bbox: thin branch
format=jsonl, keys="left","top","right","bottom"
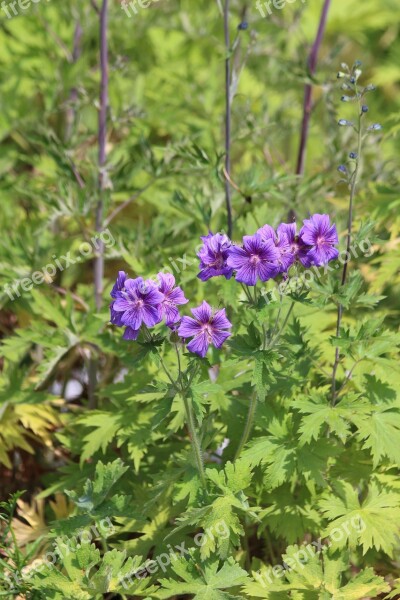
{"left": 224, "top": 0, "right": 233, "bottom": 238}
{"left": 65, "top": 22, "right": 83, "bottom": 143}
{"left": 52, "top": 285, "right": 89, "bottom": 312}
{"left": 94, "top": 0, "right": 109, "bottom": 313}
{"left": 104, "top": 179, "right": 157, "bottom": 227}
{"left": 295, "top": 0, "right": 331, "bottom": 176}
{"left": 39, "top": 16, "right": 73, "bottom": 62}
{"left": 90, "top": 0, "right": 100, "bottom": 15}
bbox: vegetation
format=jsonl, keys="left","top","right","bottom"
{"left": 1, "top": 0, "right": 400, "bottom": 598}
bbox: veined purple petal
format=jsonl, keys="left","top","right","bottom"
{"left": 157, "top": 272, "right": 175, "bottom": 294}
{"left": 111, "top": 271, "right": 127, "bottom": 299}
{"left": 235, "top": 264, "right": 258, "bottom": 286}
{"left": 121, "top": 307, "right": 144, "bottom": 330}
{"left": 226, "top": 246, "right": 249, "bottom": 269}
{"left": 168, "top": 286, "right": 188, "bottom": 305}
{"left": 308, "top": 245, "right": 339, "bottom": 266}
{"left": 163, "top": 304, "right": 180, "bottom": 326}
{"left": 242, "top": 234, "right": 265, "bottom": 255}
{"left": 178, "top": 316, "right": 203, "bottom": 338}
{"left": 187, "top": 332, "right": 210, "bottom": 358}
{"left": 257, "top": 261, "right": 280, "bottom": 282}
{"left": 123, "top": 327, "right": 140, "bottom": 340}
{"left": 191, "top": 301, "right": 212, "bottom": 324}
{"left": 210, "top": 329, "right": 231, "bottom": 348}
{"left": 110, "top": 305, "right": 125, "bottom": 326}
{"left": 113, "top": 297, "right": 133, "bottom": 312}
{"left": 142, "top": 304, "right": 162, "bottom": 328}
{"left": 211, "top": 308, "right": 232, "bottom": 331}
{"left": 257, "top": 224, "right": 276, "bottom": 242}
{"left": 277, "top": 223, "right": 296, "bottom": 244}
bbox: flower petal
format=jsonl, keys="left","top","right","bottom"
{"left": 235, "top": 264, "right": 258, "bottom": 286}
{"left": 178, "top": 316, "right": 203, "bottom": 338}
{"left": 187, "top": 332, "right": 209, "bottom": 358}
{"left": 211, "top": 308, "right": 232, "bottom": 331}
{"left": 191, "top": 301, "right": 212, "bottom": 323}
{"left": 210, "top": 329, "right": 231, "bottom": 348}
{"left": 227, "top": 246, "right": 249, "bottom": 269}
{"left": 142, "top": 304, "right": 162, "bottom": 327}
{"left": 123, "top": 327, "right": 140, "bottom": 340}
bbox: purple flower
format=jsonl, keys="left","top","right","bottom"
{"left": 197, "top": 232, "right": 233, "bottom": 281}
{"left": 113, "top": 277, "right": 164, "bottom": 331}
{"left": 123, "top": 327, "right": 140, "bottom": 341}
{"left": 258, "top": 224, "right": 294, "bottom": 273}
{"left": 227, "top": 234, "right": 280, "bottom": 286}
{"left": 178, "top": 301, "right": 232, "bottom": 358}
{"left": 299, "top": 214, "right": 339, "bottom": 266}
{"left": 157, "top": 272, "right": 188, "bottom": 326}
{"left": 111, "top": 271, "right": 127, "bottom": 299}
{"left": 276, "top": 222, "right": 312, "bottom": 269}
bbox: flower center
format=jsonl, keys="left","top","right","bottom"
{"left": 211, "top": 255, "right": 224, "bottom": 268}
{"left": 202, "top": 323, "right": 213, "bottom": 341}
{"left": 249, "top": 254, "right": 261, "bottom": 266}
{"left": 136, "top": 299, "right": 144, "bottom": 309}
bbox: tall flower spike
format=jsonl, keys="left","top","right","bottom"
{"left": 227, "top": 234, "right": 280, "bottom": 286}
{"left": 299, "top": 214, "right": 339, "bottom": 266}
{"left": 157, "top": 272, "right": 188, "bottom": 326}
{"left": 178, "top": 301, "right": 232, "bottom": 358}
{"left": 197, "top": 232, "right": 233, "bottom": 281}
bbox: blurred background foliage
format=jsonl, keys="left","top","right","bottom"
{"left": 0, "top": 0, "right": 399, "bottom": 573}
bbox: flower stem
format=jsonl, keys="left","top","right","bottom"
{"left": 182, "top": 393, "right": 208, "bottom": 490}
{"left": 224, "top": 0, "right": 233, "bottom": 238}
{"left": 234, "top": 391, "right": 257, "bottom": 461}
{"left": 332, "top": 88, "right": 364, "bottom": 404}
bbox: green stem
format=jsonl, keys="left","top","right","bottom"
{"left": 234, "top": 391, "right": 257, "bottom": 461}
{"left": 270, "top": 301, "right": 295, "bottom": 346}
{"left": 182, "top": 394, "right": 207, "bottom": 490}
{"left": 158, "top": 354, "right": 178, "bottom": 390}
{"left": 332, "top": 85, "right": 364, "bottom": 404}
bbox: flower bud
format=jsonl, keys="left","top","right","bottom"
{"left": 338, "top": 165, "right": 347, "bottom": 174}
{"left": 349, "top": 152, "right": 358, "bottom": 159}
{"left": 338, "top": 119, "right": 353, "bottom": 126}
{"left": 361, "top": 105, "right": 369, "bottom": 113}
{"left": 367, "top": 123, "right": 382, "bottom": 131}
{"left": 341, "top": 95, "right": 353, "bottom": 102}
{"left": 364, "top": 84, "right": 376, "bottom": 92}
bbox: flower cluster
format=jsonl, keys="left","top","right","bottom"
{"left": 197, "top": 214, "right": 339, "bottom": 286}
{"left": 110, "top": 214, "right": 338, "bottom": 357}
{"left": 110, "top": 271, "right": 188, "bottom": 341}
{"left": 110, "top": 272, "right": 232, "bottom": 358}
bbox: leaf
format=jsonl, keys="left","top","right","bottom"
{"left": 320, "top": 481, "right": 400, "bottom": 556}
{"left": 157, "top": 556, "right": 249, "bottom": 599}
